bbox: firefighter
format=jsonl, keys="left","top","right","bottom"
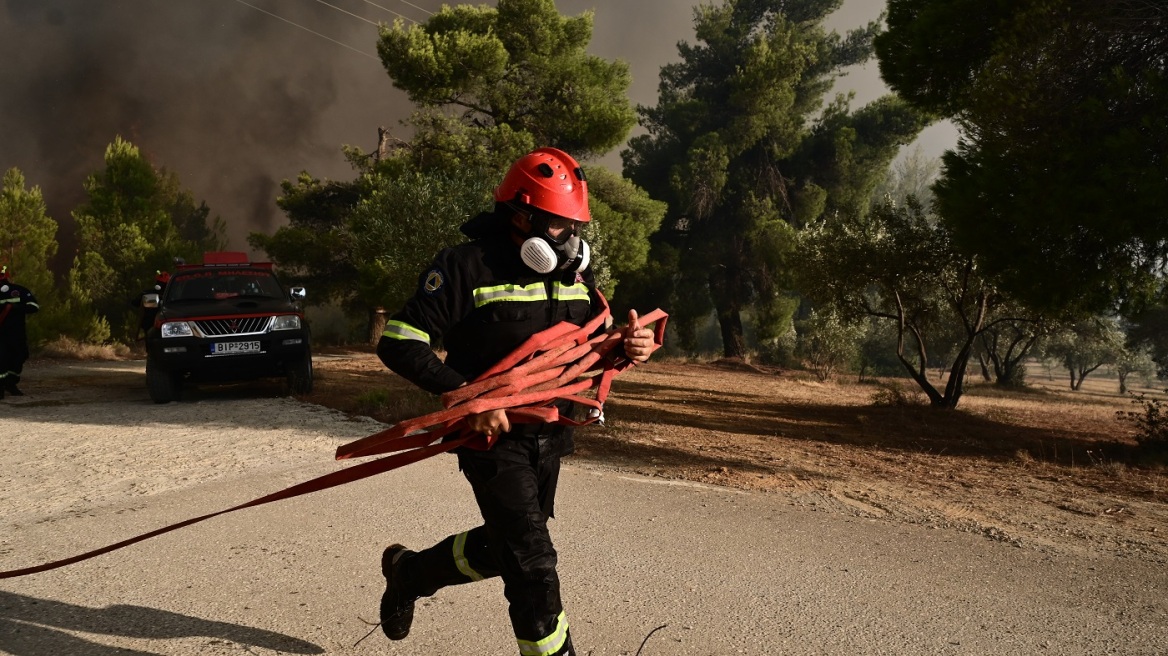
{"left": 132, "top": 270, "right": 170, "bottom": 339}
{"left": 0, "top": 266, "right": 40, "bottom": 399}
{"left": 375, "top": 147, "right": 655, "bottom": 655}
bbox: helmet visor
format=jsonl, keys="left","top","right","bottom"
{"left": 509, "top": 203, "right": 581, "bottom": 245}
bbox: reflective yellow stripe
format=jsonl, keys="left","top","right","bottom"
{"left": 551, "top": 282, "right": 589, "bottom": 302}
{"left": 0, "top": 297, "right": 18, "bottom": 304}
{"left": 474, "top": 283, "right": 547, "bottom": 308}
{"left": 382, "top": 320, "right": 430, "bottom": 344}
{"left": 452, "top": 531, "right": 484, "bottom": 581}
{"left": 517, "top": 611, "right": 569, "bottom": 656}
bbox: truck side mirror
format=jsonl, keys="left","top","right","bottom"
{"left": 142, "top": 293, "right": 160, "bottom": 308}
{"left": 290, "top": 287, "right": 307, "bottom": 301}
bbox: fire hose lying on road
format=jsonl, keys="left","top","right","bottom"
{"left": 0, "top": 300, "right": 667, "bottom": 579}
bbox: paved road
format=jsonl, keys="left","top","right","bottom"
{"left": 1, "top": 363, "right": 1166, "bottom": 655}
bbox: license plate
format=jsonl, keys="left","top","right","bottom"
{"left": 212, "top": 341, "right": 261, "bottom": 355}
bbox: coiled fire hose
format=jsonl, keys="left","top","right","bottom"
{"left": 0, "top": 299, "right": 667, "bottom": 579}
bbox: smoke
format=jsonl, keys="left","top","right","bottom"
{"left": 0, "top": 0, "right": 411, "bottom": 266}
{"left": 0, "top": 0, "right": 912, "bottom": 273}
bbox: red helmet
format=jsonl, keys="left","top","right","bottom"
{"left": 156, "top": 270, "right": 171, "bottom": 285}
{"left": 494, "top": 147, "right": 590, "bottom": 223}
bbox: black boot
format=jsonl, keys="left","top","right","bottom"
{"left": 380, "top": 544, "right": 418, "bottom": 640}
{"left": 4, "top": 382, "right": 23, "bottom": 396}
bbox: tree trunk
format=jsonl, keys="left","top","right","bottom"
{"left": 709, "top": 268, "right": 746, "bottom": 359}
{"left": 893, "top": 324, "right": 944, "bottom": 406}
{"left": 368, "top": 306, "right": 388, "bottom": 346}
{"left": 1073, "top": 364, "right": 1103, "bottom": 392}
{"left": 716, "top": 305, "right": 746, "bottom": 360}
{"left": 937, "top": 338, "right": 977, "bottom": 409}
{"left": 376, "top": 126, "right": 391, "bottom": 162}
{"left": 977, "top": 352, "right": 992, "bottom": 382}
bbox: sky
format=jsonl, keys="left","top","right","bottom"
{"left": 0, "top": 0, "right": 959, "bottom": 262}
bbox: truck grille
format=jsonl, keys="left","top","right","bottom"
{"left": 194, "top": 317, "right": 271, "bottom": 336}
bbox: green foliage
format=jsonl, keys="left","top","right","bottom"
{"left": 0, "top": 168, "right": 59, "bottom": 345}
{"left": 376, "top": 0, "right": 636, "bottom": 162}
{"left": 354, "top": 388, "right": 392, "bottom": 416}
{"left": 253, "top": 165, "right": 494, "bottom": 317}
{"left": 1116, "top": 390, "right": 1168, "bottom": 460}
{"left": 624, "top": 0, "right": 929, "bottom": 358}
{"left": 797, "top": 198, "right": 1006, "bottom": 408}
{"left": 1041, "top": 318, "right": 1126, "bottom": 391}
{"left": 70, "top": 136, "right": 227, "bottom": 341}
{"left": 250, "top": 173, "right": 366, "bottom": 309}
{"left": 1123, "top": 303, "right": 1168, "bottom": 381}
{"left": 876, "top": 0, "right": 1168, "bottom": 315}
{"left": 583, "top": 167, "right": 666, "bottom": 300}
{"left": 35, "top": 255, "right": 113, "bottom": 345}
{"left": 1115, "top": 343, "right": 1157, "bottom": 395}
{"left": 870, "top": 381, "right": 927, "bottom": 407}
{"left": 356, "top": 385, "right": 444, "bottom": 423}
{"left": 348, "top": 167, "right": 495, "bottom": 311}
{"left": 253, "top": 0, "right": 653, "bottom": 331}
{"left": 977, "top": 315, "right": 1051, "bottom": 388}
{"left": 611, "top": 240, "right": 714, "bottom": 355}
{"left": 796, "top": 308, "right": 865, "bottom": 381}
{"left": 857, "top": 318, "right": 908, "bottom": 380}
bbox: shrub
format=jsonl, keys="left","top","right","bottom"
{"left": 38, "top": 336, "right": 130, "bottom": 360}
{"left": 871, "top": 381, "right": 926, "bottom": 407}
{"left": 354, "top": 388, "right": 391, "bottom": 416}
{"left": 1116, "top": 390, "right": 1168, "bottom": 459}
{"left": 353, "top": 386, "right": 442, "bottom": 423}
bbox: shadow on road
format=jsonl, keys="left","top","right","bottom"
{"left": 0, "top": 590, "right": 323, "bottom": 655}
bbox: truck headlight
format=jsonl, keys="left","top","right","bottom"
{"left": 160, "top": 321, "right": 193, "bottom": 338}
{"left": 270, "top": 315, "right": 302, "bottom": 331}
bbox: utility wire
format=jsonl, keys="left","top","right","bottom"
{"left": 360, "top": 0, "right": 433, "bottom": 21}
{"left": 231, "top": 0, "right": 382, "bottom": 59}
{"left": 311, "top": 0, "right": 386, "bottom": 26}
{"left": 395, "top": 0, "right": 434, "bottom": 17}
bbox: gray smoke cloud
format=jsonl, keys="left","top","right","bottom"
{"left": 1, "top": 0, "right": 410, "bottom": 265}
{"left": 0, "top": 0, "right": 916, "bottom": 270}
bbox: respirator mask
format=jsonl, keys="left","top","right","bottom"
{"left": 517, "top": 210, "right": 590, "bottom": 275}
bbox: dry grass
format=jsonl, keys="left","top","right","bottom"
{"left": 37, "top": 337, "right": 134, "bottom": 361}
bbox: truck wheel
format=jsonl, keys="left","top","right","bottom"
{"left": 146, "top": 360, "right": 183, "bottom": 403}
{"left": 287, "top": 350, "right": 313, "bottom": 395}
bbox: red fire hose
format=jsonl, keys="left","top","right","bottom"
{"left": 0, "top": 299, "right": 667, "bottom": 579}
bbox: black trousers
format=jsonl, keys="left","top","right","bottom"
{"left": 0, "top": 339, "right": 26, "bottom": 386}
{"left": 402, "top": 436, "right": 573, "bottom": 655}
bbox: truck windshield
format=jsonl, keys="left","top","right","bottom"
{"left": 167, "top": 269, "right": 285, "bottom": 301}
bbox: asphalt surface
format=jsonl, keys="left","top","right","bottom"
{"left": 1, "top": 363, "right": 1167, "bottom": 655}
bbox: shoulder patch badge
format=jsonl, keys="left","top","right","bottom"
{"left": 423, "top": 268, "right": 445, "bottom": 295}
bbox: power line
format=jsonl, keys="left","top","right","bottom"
{"left": 359, "top": 0, "right": 432, "bottom": 22}
{"left": 231, "top": 0, "right": 381, "bottom": 60}
{"left": 311, "top": 0, "right": 383, "bottom": 27}
{"left": 372, "top": 0, "right": 435, "bottom": 18}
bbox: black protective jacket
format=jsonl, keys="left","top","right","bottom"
{"left": 377, "top": 227, "right": 602, "bottom": 459}
{"left": 0, "top": 282, "right": 39, "bottom": 366}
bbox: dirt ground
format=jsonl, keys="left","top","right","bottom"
{"left": 303, "top": 348, "right": 1168, "bottom": 563}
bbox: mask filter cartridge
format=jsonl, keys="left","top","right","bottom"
{"left": 520, "top": 236, "right": 589, "bottom": 274}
